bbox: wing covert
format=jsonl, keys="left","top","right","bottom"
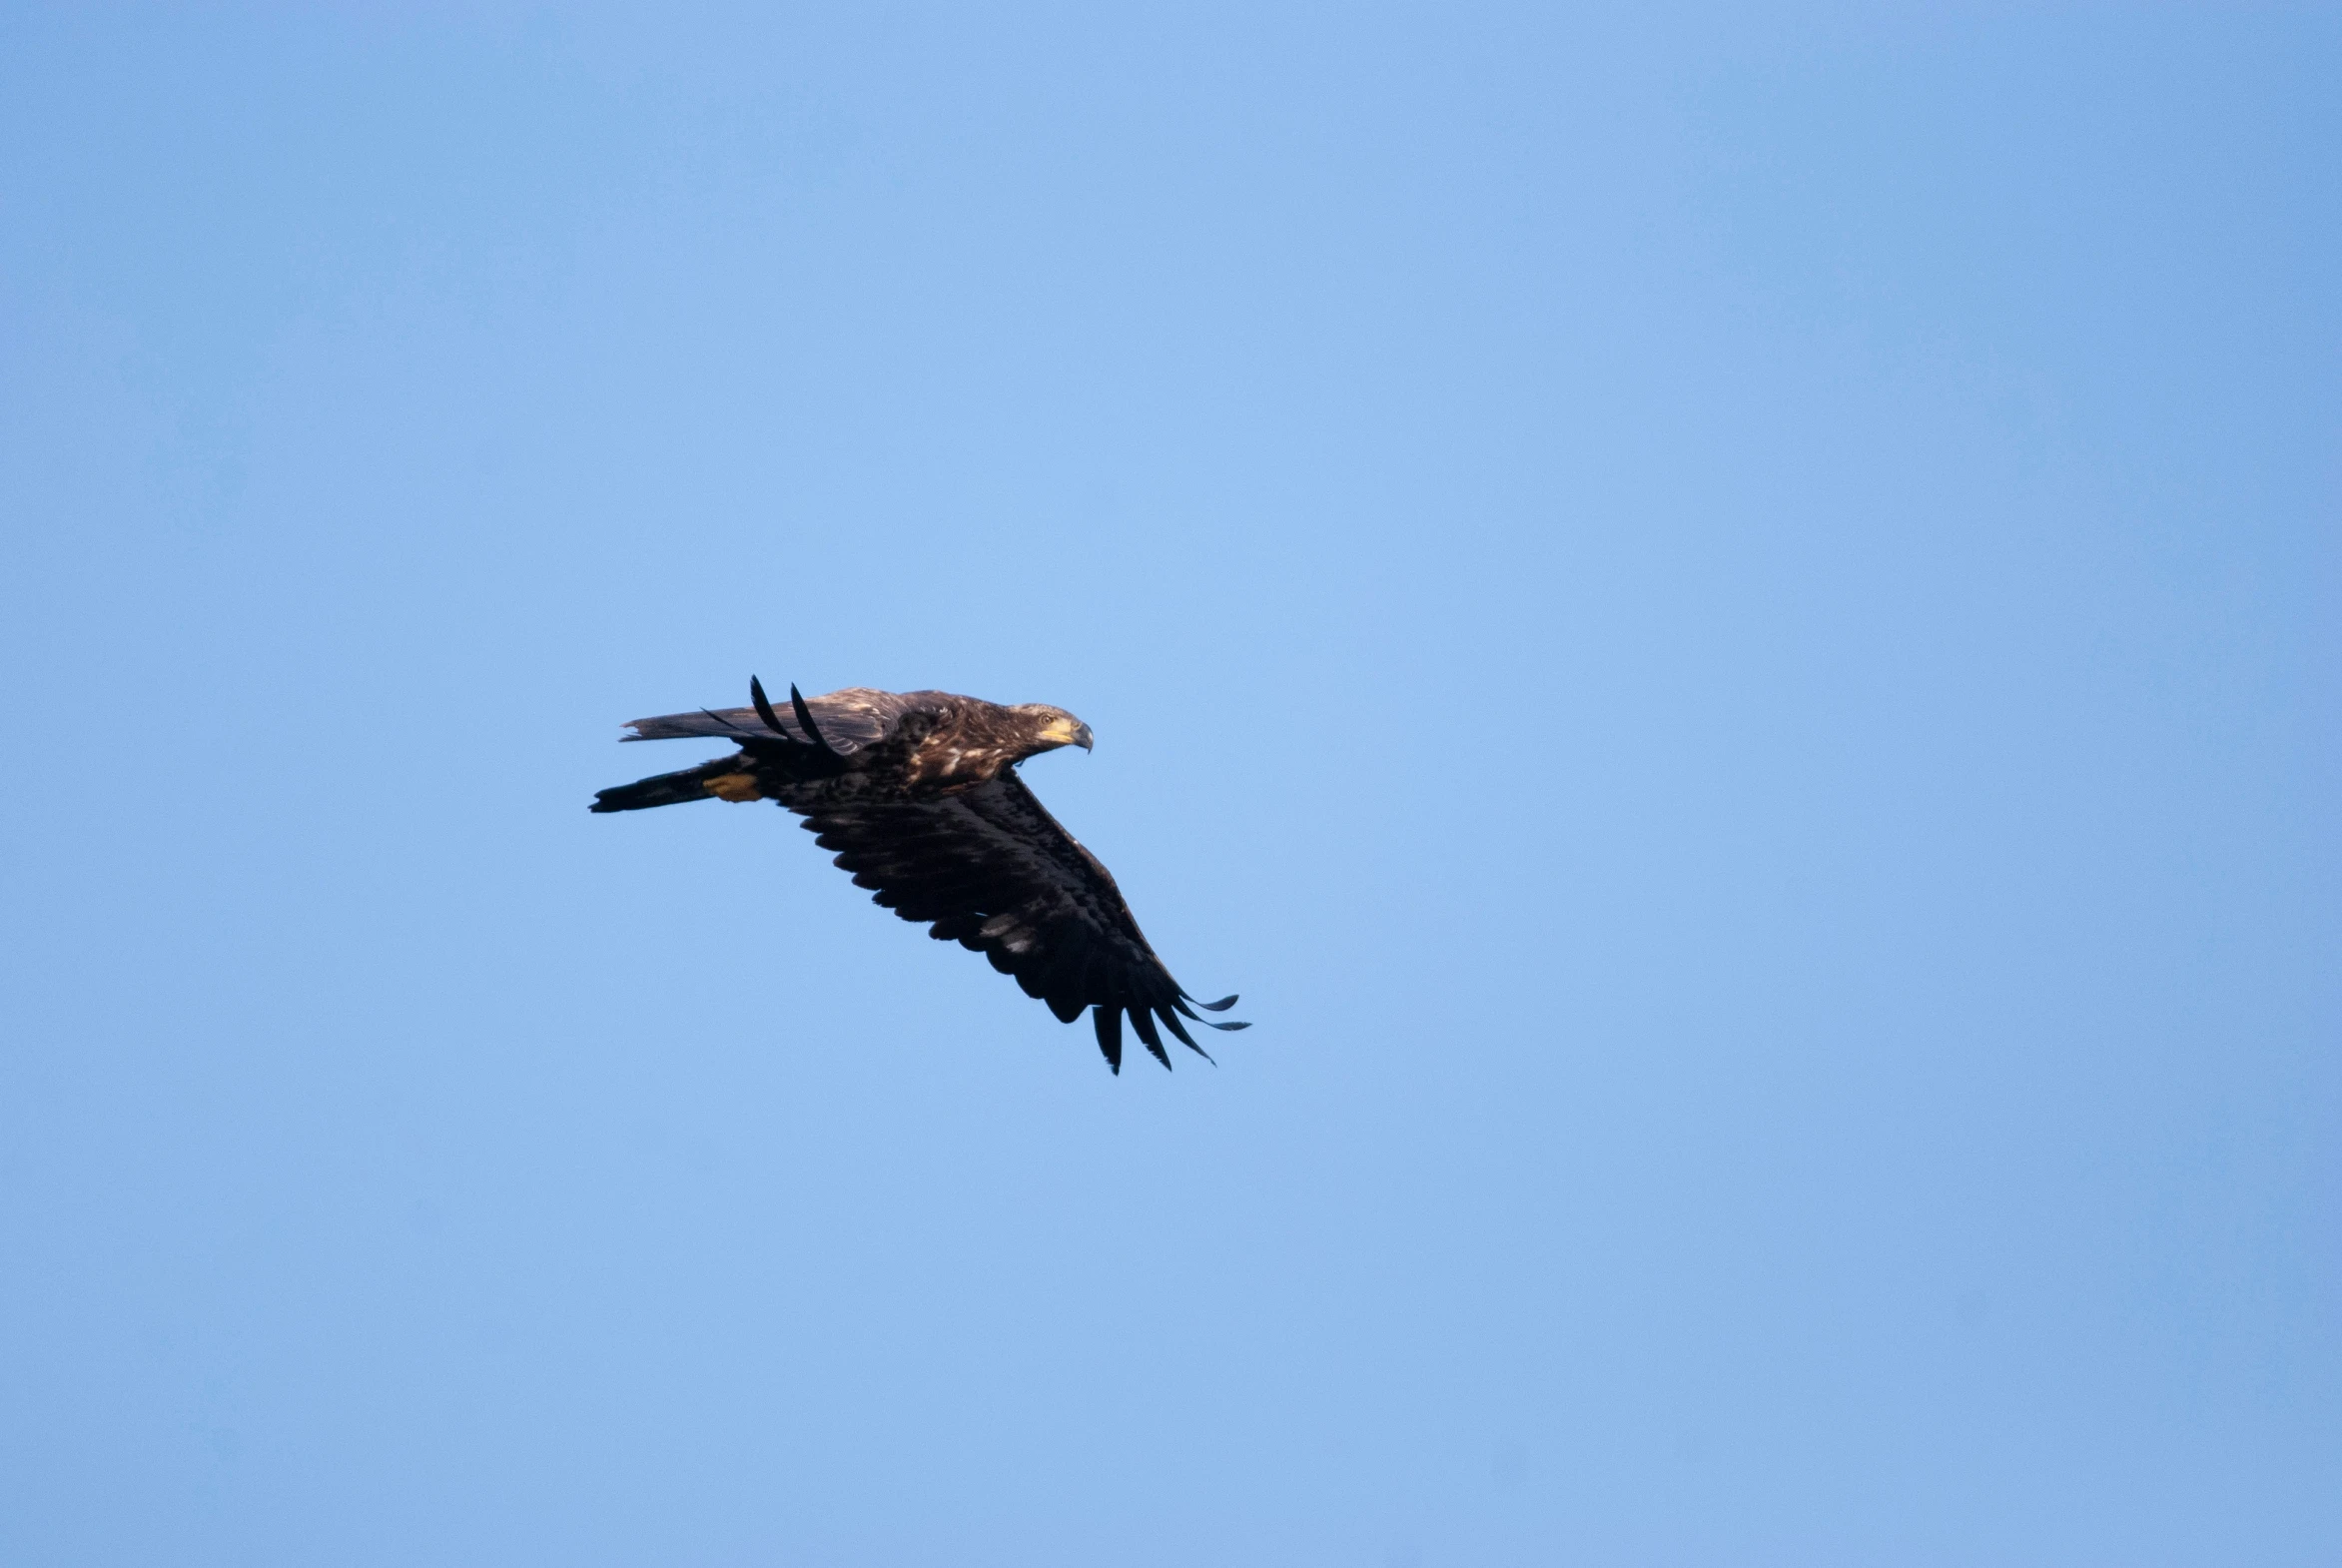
{"left": 619, "top": 686, "right": 917, "bottom": 753}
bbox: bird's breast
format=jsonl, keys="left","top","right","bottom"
{"left": 907, "top": 738, "right": 1010, "bottom": 787}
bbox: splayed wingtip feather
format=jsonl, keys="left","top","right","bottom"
{"left": 1094, "top": 1006, "right": 1124, "bottom": 1074}
{"left": 789, "top": 683, "right": 838, "bottom": 754}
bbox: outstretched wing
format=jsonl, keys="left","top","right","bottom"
{"left": 619, "top": 686, "right": 919, "bottom": 754}
{"left": 801, "top": 773, "right": 1246, "bottom": 1073}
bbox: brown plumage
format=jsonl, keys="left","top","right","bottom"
{"left": 591, "top": 678, "right": 1247, "bottom": 1073}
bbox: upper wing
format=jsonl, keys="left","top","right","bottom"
{"left": 800, "top": 773, "right": 1245, "bottom": 1072}
{"left": 619, "top": 686, "right": 918, "bottom": 754}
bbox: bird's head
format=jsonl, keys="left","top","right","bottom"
{"left": 1017, "top": 704, "right": 1095, "bottom": 757}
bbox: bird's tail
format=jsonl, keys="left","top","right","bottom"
{"left": 590, "top": 758, "right": 759, "bottom": 813}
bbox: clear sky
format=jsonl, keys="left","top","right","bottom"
{"left": 2, "top": 5, "right": 2336, "bottom": 1564}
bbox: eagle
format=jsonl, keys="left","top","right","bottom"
{"left": 591, "top": 678, "right": 1247, "bottom": 1073}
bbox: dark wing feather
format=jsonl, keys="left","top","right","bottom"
{"left": 801, "top": 773, "right": 1228, "bottom": 1065}
{"left": 619, "top": 686, "right": 916, "bottom": 754}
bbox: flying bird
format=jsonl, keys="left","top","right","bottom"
{"left": 591, "top": 679, "right": 1248, "bottom": 1073}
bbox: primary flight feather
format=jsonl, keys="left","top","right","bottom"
{"left": 591, "top": 678, "right": 1247, "bottom": 1073}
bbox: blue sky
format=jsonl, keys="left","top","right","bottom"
{"left": 2, "top": 5, "right": 2336, "bottom": 1564}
